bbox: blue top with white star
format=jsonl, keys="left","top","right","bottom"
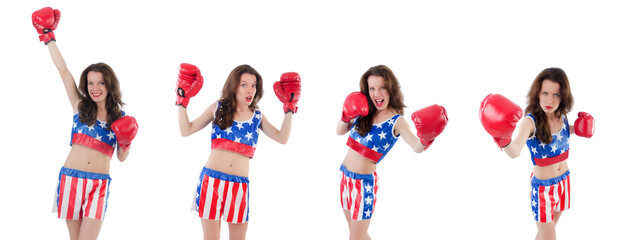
{"left": 69, "top": 111, "right": 125, "bottom": 150}
{"left": 525, "top": 113, "right": 570, "bottom": 166}
{"left": 211, "top": 110, "right": 262, "bottom": 151}
{"left": 347, "top": 114, "right": 402, "bottom": 163}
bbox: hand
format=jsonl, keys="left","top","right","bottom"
{"left": 112, "top": 116, "right": 138, "bottom": 152}
{"left": 411, "top": 104, "right": 448, "bottom": 150}
{"left": 32, "top": 7, "right": 61, "bottom": 45}
{"left": 479, "top": 94, "right": 523, "bottom": 149}
{"left": 175, "top": 63, "right": 204, "bottom": 108}
{"left": 273, "top": 72, "right": 301, "bottom": 113}
{"left": 341, "top": 92, "right": 369, "bottom": 123}
{"left": 574, "top": 112, "right": 595, "bottom": 138}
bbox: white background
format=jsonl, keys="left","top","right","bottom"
{"left": 2, "top": 0, "right": 634, "bottom": 239}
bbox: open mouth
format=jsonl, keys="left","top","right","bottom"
{"left": 246, "top": 96, "right": 253, "bottom": 102}
{"left": 91, "top": 92, "right": 102, "bottom": 98}
{"left": 375, "top": 99, "right": 384, "bottom": 107}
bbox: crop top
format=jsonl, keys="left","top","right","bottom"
{"left": 346, "top": 114, "right": 402, "bottom": 163}
{"left": 69, "top": 111, "right": 125, "bottom": 157}
{"left": 211, "top": 110, "right": 262, "bottom": 158}
{"left": 525, "top": 113, "right": 570, "bottom": 167}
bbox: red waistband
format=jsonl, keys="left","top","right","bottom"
{"left": 211, "top": 138, "right": 255, "bottom": 158}
{"left": 346, "top": 137, "right": 381, "bottom": 163}
{"left": 534, "top": 150, "right": 569, "bottom": 167}
{"left": 71, "top": 133, "right": 114, "bottom": 157}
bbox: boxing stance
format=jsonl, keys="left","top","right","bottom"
{"left": 336, "top": 65, "right": 448, "bottom": 240}
{"left": 177, "top": 64, "right": 298, "bottom": 240}
{"left": 33, "top": 7, "right": 139, "bottom": 240}
{"left": 480, "top": 68, "right": 594, "bottom": 240}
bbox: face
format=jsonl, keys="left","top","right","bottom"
{"left": 538, "top": 79, "right": 561, "bottom": 115}
{"left": 235, "top": 73, "right": 257, "bottom": 107}
{"left": 87, "top": 71, "right": 108, "bottom": 103}
{"left": 367, "top": 75, "right": 390, "bottom": 111}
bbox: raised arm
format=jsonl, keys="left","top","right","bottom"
{"left": 47, "top": 42, "right": 81, "bottom": 111}
{"left": 179, "top": 102, "right": 216, "bottom": 137}
{"left": 337, "top": 92, "right": 369, "bottom": 135}
{"left": 260, "top": 112, "right": 293, "bottom": 144}
{"left": 394, "top": 117, "right": 425, "bottom": 153}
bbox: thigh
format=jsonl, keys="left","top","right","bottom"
{"left": 66, "top": 219, "right": 82, "bottom": 240}
{"left": 78, "top": 218, "right": 103, "bottom": 240}
{"left": 348, "top": 219, "right": 371, "bottom": 240}
{"left": 201, "top": 219, "right": 221, "bottom": 240}
{"left": 228, "top": 222, "right": 248, "bottom": 240}
{"left": 535, "top": 221, "right": 556, "bottom": 240}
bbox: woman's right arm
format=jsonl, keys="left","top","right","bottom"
{"left": 503, "top": 117, "right": 534, "bottom": 159}
{"left": 336, "top": 121, "right": 351, "bottom": 135}
{"left": 178, "top": 102, "right": 217, "bottom": 137}
{"left": 47, "top": 42, "right": 80, "bottom": 112}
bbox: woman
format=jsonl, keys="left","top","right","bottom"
{"left": 177, "top": 64, "right": 300, "bottom": 240}
{"left": 336, "top": 65, "right": 448, "bottom": 240}
{"left": 33, "top": 7, "right": 139, "bottom": 240}
{"left": 480, "top": 68, "right": 595, "bottom": 240}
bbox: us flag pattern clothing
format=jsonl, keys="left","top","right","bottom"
{"left": 525, "top": 113, "right": 570, "bottom": 167}
{"left": 211, "top": 109, "right": 262, "bottom": 158}
{"left": 346, "top": 114, "right": 402, "bottom": 163}
{"left": 69, "top": 111, "right": 126, "bottom": 157}
{"left": 193, "top": 167, "right": 249, "bottom": 223}
{"left": 530, "top": 171, "right": 570, "bottom": 223}
{"left": 340, "top": 164, "right": 378, "bottom": 221}
{"left": 53, "top": 167, "right": 111, "bottom": 220}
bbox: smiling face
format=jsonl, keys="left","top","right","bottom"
{"left": 235, "top": 73, "right": 258, "bottom": 107}
{"left": 539, "top": 79, "right": 561, "bottom": 116}
{"left": 367, "top": 75, "right": 390, "bottom": 111}
{"left": 86, "top": 71, "right": 108, "bottom": 104}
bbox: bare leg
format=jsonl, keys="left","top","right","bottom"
{"left": 343, "top": 209, "right": 371, "bottom": 240}
{"left": 66, "top": 220, "right": 82, "bottom": 240}
{"left": 201, "top": 219, "right": 221, "bottom": 240}
{"left": 77, "top": 218, "right": 103, "bottom": 240}
{"left": 228, "top": 222, "right": 248, "bottom": 240}
{"left": 535, "top": 221, "right": 556, "bottom": 240}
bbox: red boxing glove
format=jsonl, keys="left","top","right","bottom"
{"left": 273, "top": 72, "right": 301, "bottom": 113}
{"left": 32, "top": 7, "right": 61, "bottom": 45}
{"left": 411, "top": 104, "right": 448, "bottom": 150}
{"left": 175, "top": 63, "right": 204, "bottom": 108}
{"left": 112, "top": 116, "right": 138, "bottom": 152}
{"left": 341, "top": 92, "right": 369, "bottom": 123}
{"left": 479, "top": 94, "right": 523, "bottom": 149}
{"left": 574, "top": 112, "right": 595, "bottom": 138}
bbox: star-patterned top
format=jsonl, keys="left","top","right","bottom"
{"left": 69, "top": 111, "right": 125, "bottom": 157}
{"left": 525, "top": 113, "right": 570, "bottom": 167}
{"left": 211, "top": 110, "right": 262, "bottom": 158}
{"left": 346, "top": 114, "right": 402, "bottom": 163}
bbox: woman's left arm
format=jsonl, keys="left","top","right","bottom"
{"left": 261, "top": 112, "right": 293, "bottom": 144}
{"left": 117, "top": 148, "right": 130, "bottom": 162}
{"left": 394, "top": 117, "right": 425, "bottom": 153}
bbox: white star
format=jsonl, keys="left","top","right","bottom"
{"left": 255, "top": 113, "right": 262, "bottom": 120}
{"left": 245, "top": 132, "right": 253, "bottom": 140}
{"left": 356, "top": 137, "right": 362, "bottom": 142}
{"left": 383, "top": 142, "right": 390, "bottom": 150}
{"left": 95, "top": 134, "right": 102, "bottom": 141}
{"left": 542, "top": 154, "right": 547, "bottom": 158}
{"left": 211, "top": 128, "right": 215, "bottom": 134}
{"left": 224, "top": 127, "right": 233, "bottom": 134}
{"left": 88, "top": 125, "right": 95, "bottom": 132}
{"left": 531, "top": 147, "right": 538, "bottom": 155}
{"left": 532, "top": 188, "right": 537, "bottom": 196}
{"left": 365, "top": 196, "right": 373, "bottom": 205}
{"left": 387, "top": 118, "right": 395, "bottom": 125}
{"left": 528, "top": 135, "right": 535, "bottom": 140}
{"left": 533, "top": 212, "right": 537, "bottom": 218}
{"left": 216, "top": 134, "right": 222, "bottom": 138}
{"left": 364, "top": 209, "right": 372, "bottom": 217}
{"left": 73, "top": 122, "right": 77, "bottom": 129}
{"left": 550, "top": 145, "right": 558, "bottom": 153}
{"left": 234, "top": 136, "right": 241, "bottom": 143}
{"left": 371, "top": 145, "right": 378, "bottom": 152}
{"left": 78, "top": 129, "right": 83, "bottom": 134}
{"left": 539, "top": 142, "right": 546, "bottom": 149}
{"left": 365, "top": 134, "right": 373, "bottom": 142}
{"left": 364, "top": 184, "right": 373, "bottom": 193}
{"left": 561, "top": 149, "right": 566, "bottom": 154}
{"left": 532, "top": 199, "right": 537, "bottom": 207}
{"left": 555, "top": 132, "right": 563, "bottom": 142}
{"left": 246, "top": 118, "right": 254, "bottom": 125}
{"left": 236, "top": 122, "right": 244, "bottom": 130}
{"left": 566, "top": 138, "right": 570, "bottom": 144}
{"left": 378, "top": 131, "right": 387, "bottom": 140}
{"left": 99, "top": 120, "right": 107, "bottom": 129}
{"left": 107, "top": 131, "right": 115, "bottom": 140}
{"left": 375, "top": 123, "right": 382, "bottom": 129}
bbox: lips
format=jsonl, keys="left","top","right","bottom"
{"left": 545, "top": 106, "right": 553, "bottom": 110}
{"left": 91, "top": 92, "right": 102, "bottom": 98}
{"left": 246, "top": 96, "right": 253, "bottom": 102}
{"left": 375, "top": 99, "right": 384, "bottom": 107}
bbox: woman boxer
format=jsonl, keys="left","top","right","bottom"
{"left": 176, "top": 64, "right": 299, "bottom": 240}
{"left": 479, "top": 68, "right": 595, "bottom": 240}
{"left": 33, "top": 7, "right": 138, "bottom": 240}
{"left": 336, "top": 65, "right": 448, "bottom": 240}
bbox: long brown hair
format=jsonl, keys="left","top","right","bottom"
{"left": 525, "top": 67, "right": 573, "bottom": 144}
{"left": 213, "top": 64, "right": 263, "bottom": 129}
{"left": 355, "top": 65, "right": 406, "bottom": 136}
{"left": 77, "top": 62, "right": 124, "bottom": 129}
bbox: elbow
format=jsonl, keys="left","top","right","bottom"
{"left": 278, "top": 136, "right": 289, "bottom": 145}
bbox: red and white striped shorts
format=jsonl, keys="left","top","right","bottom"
{"left": 530, "top": 171, "right": 570, "bottom": 223}
{"left": 192, "top": 167, "right": 249, "bottom": 223}
{"left": 53, "top": 167, "right": 111, "bottom": 221}
{"left": 340, "top": 164, "right": 378, "bottom": 221}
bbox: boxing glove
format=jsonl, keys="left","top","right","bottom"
{"left": 341, "top": 92, "right": 369, "bottom": 123}
{"left": 32, "top": 7, "right": 61, "bottom": 45}
{"left": 112, "top": 116, "right": 138, "bottom": 152}
{"left": 175, "top": 63, "right": 204, "bottom": 108}
{"left": 574, "top": 112, "right": 595, "bottom": 138}
{"left": 479, "top": 94, "right": 523, "bottom": 149}
{"left": 411, "top": 104, "right": 448, "bottom": 150}
{"left": 273, "top": 72, "right": 301, "bottom": 113}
